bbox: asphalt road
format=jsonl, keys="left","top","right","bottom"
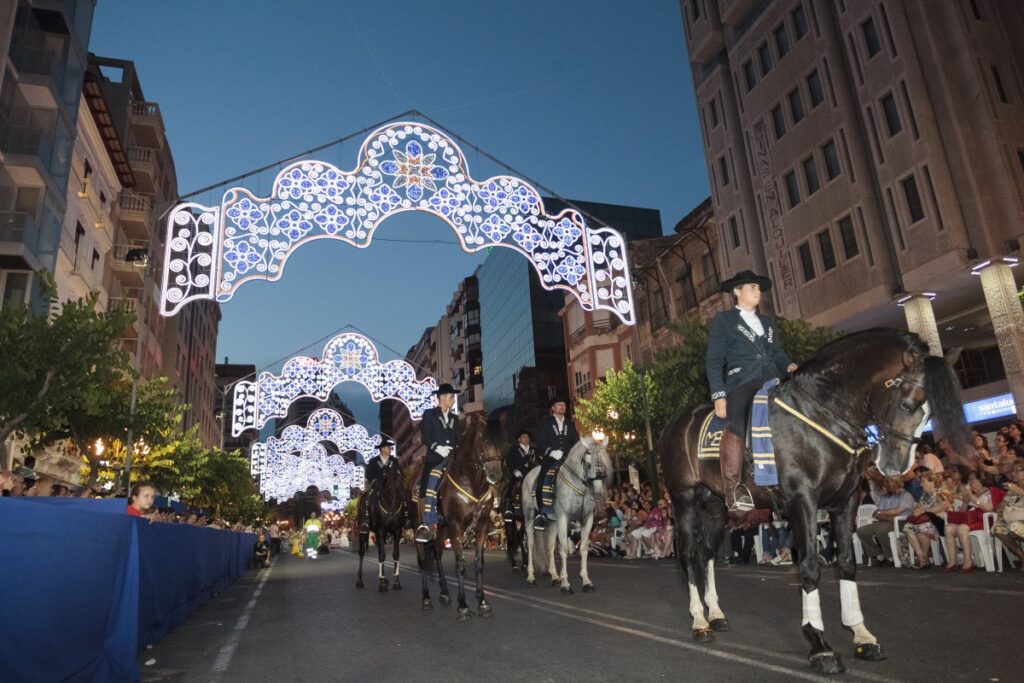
{"left": 139, "top": 546, "right": 1023, "bottom": 682}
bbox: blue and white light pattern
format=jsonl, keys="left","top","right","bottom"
{"left": 160, "top": 122, "right": 635, "bottom": 323}
{"left": 251, "top": 408, "right": 375, "bottom": 504}
{"left": 232, "top": 332, "right": 439, "bottom": 436}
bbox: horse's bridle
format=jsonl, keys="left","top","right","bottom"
{"left": 868, "top": 373, "right": 927, "bottom": 449}
{"left": 559, "top": 448, "right": 607, "bottom": 502}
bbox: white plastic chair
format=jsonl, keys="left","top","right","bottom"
{"left": 888, "top": 515, "right": 907, "bottom": 568}
{"left": 854, "top": 504, "right": 877, "bottom": 565}
{"left": 968, "top": 512, "right": 996, "bottom": 572}
{"left": 992, "top": 515, "right": 1024, "bottom": 572}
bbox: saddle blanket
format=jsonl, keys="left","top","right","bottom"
{"left": 697, "top": 378, "right": 779, "bottom": 487}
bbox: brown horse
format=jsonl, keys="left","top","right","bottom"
{"left": 411, "top": 411, "right": 502, "bottom": 620}
{"left": 659, "top": 329, "right": 967, "bottom": 674}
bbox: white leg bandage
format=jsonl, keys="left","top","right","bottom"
{"left": 802, "top": 589, "right": 825, "bottom": 631}
{"left": 394, "top": 562, "right": 400, "bottom": 577}
{"left": 688, "top": 581, "right": 709, "bottom": 629}
{"left": 839, "top": 579, "right": 864, "bottom": 627}
{"left": 378, "top": 561, "right": 385, "bottom": 579}
{"left": 704, "top": 560, "right": 724, "bottom": 619}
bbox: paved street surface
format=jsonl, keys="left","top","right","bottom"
{"left": 140, "top": 547, "right": 1022, "bottom": 682}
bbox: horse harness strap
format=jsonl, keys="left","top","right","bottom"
{"left": 445, "top": 472, "right": 486, "bottom": 505}
{"left": 772, "top": 396, "right": 868, "bottom": 457}
{"left": 557, "top": 469, "right": 587, "bottom": 496}
{"left": 378, "top": 499, "right": 404, "bottom": 516}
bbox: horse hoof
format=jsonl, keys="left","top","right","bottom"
{"left": 809, "top": 652, "right": 845, "bottom": 675}
{"left": 422, "top": 599, "right": 433, "bottom": 611}
{"left": 582, "top": 584, "right": 595, "bottom": 593}
{"left": 854, "top": 643, "right": 885, "bottom": 661}
{"left": 692, "top": 628, "right": 715, "bottom": 643}
{"left": 526, "top": 579, "right": 536, "bottom": 587}
{"left": 709, "top": 618, "right": 731, "bottom": 632}
{"left": 439, "top": 594, "right": 451, "bottom": 606}
{"left": 378, "top": 583, "right": 388, "bottom": 592}
{"left": 560, "top": 586, "right": 574, "bottom": 595}
{"left": 479, "top": 603, "right": 494, "bottom": 618}
{"left": 356, "top": 581, "right": 364, "bottom": 589}
{"left": 457, "top": 608, "right": 471, "bottom": 622}
{"left": 550, "top": 579, "right": 560, "bottom": 587}
{"left": 511, "top": 564, "right": 520, "bottom": 571}
{"left": 392, "top": 582, "right": 403, "bottom": 591}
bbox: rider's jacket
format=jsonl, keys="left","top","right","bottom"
{"left": 505, "top": 443, "right": 536, "bottom": 479}
{"left": 705, "top": 308, "right": 792, "bottom": 402}
{"left": 420, "top": 407, "right": 461, "bottom": 460}
{"left": 536, "top": 415, "right": 580, "bottom": 463}
{"left": 365, "top": 456, "right": 396, "bottom": 487}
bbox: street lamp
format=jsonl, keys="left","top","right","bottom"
{"left": 122, "top": 248, "right": 150, "bottom": 493}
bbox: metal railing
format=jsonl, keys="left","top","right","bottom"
{"left": 568, "top": 324, "right": 587, "bottom": 347}
{"left": 695, "top": 273, "right": 721, "bottom": 302}
{"left": 131, "top": 101, "right": 161, "bottom": 118}
{"left": 127, "top": 146, "right": 152, "bottom": 163}
{"left": 119, "top": 192, "right": 150, "bottom": 214}
{"left": 109, "top": 297, "right": 139, "bottom": 316}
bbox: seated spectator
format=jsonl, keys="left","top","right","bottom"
{"left": 903, "top": 471, "right": 948, "bottom": 569}
{"left": 992, "top": 433, "right": 1017, "bottom": 483}
{"left": 857, "top": 474, "right": 914, "bottom": 566}
{"left": 992, "top": 462, "right": 1024, "bottom": 569}
{"left": 127, "top": 482, "right": 157, "bottom": 518}
{"left": 651, "top": 498, "right": 674, "bottom": 559}
{"left": 904, "top": 466, "right": 928, "bottom": 501}
{"left": 759, "top": 514, "right": 794, "bottom": 565}
{"left": 915, "top": 443, "right": 944, "bottom": 473}
{"left": 1, "top": 470, "right": 26, "bottom": 496}
{"left": 942, "top": 472, "right": 1004, "bottom": 572}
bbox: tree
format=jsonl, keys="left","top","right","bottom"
{"left": 575, "top": 362, "right": 667, "bottom": 463}
{"left": 650, "top": 316, "right": 838, "bottom": 414}
{"left": 0, "top": 285, "right": 133, "bottom": 464}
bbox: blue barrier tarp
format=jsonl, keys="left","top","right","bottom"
{"left": 0, "top": 498, "right": 256, "bottom": 683}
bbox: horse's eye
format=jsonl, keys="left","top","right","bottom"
{"left": 900, "top": 400, "right": 915, "bottom": 413}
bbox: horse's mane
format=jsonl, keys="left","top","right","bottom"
{"left": 796, "top": 327, "right": 927, "bottom": 376}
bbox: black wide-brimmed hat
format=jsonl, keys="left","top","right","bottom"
{"left": 379, "top": 437, "right": 395, "bottom": 449}
{"left": 719, "top": 270, "right": 773, "bottom": 294}
{"left": 433, "top": 383, "right": 458, "bottom": 396}
{"left": 550, "top": 396, "right": 570, "bottom": 408}
{"left": 515, "top": 429, "right": 532, "bottom": 439}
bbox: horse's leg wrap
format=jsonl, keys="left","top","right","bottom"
{"left": 378, "top": 561, "right": 385, "bottom": 579}
{"left": 688, "top": 581, "right": 709, "bottom": 630}
{"left": 802, "top": 589, "right": 825, "bottom": 632}
{"left": 704, "top": 560, "right": 725, "bottom": 620}
{"left": 839, "top": 579, "right": 863, "bottom": 627}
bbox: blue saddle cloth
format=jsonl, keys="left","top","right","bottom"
{"left": 750, "top": 378, "right": 779, "bottom": 486}
{"left": 697, "top": 378, "right": 779, "bottom": 487}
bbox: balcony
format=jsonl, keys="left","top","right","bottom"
{"left": 108, "top": 296, "right": 139, "bottom": 320}
{"left": 574, "top": 381, "right": 592, "bottom": 398}
{"left": 127, "top": 146, "right": 157, "bottom": 192}
{"left": 130, "top": 101, "right": 166, "bottom": 149}
{"left": 117, "top": 192, "right": 150, "bottom": 240}
{"left": 0, "top": 211, "right": 46, "bottom": 268}
{"left": 0, "top": 122, "right": 54, "bottom": 163}
{"left": 568, "top": 324, "right": 586, "bottom": 348}
{"left": 110, "top": 243, "right": 147, "bottom": 286}
{"left": 695, "top": 273, "right": 721, "bottom": 302}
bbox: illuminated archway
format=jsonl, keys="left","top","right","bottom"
{"left": 161, "top": 122, "right": 635, "bottom": 323}
{"left": 232, "top": 332, "right": 441, "bottom": 436}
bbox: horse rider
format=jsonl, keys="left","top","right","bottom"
{"left": 502, "top": 429, "right": 536, "bottom": 523}
{"left": 415, "top": 383, "right": 461, "bottom": 543}
{"left": 706, "top": 270, "right": 797, "bottom": 524}
{"left": 533, "top": 397, "right": 580, "bottom": 531}
{"left": 359, "top": 437, "right": 397, "bottom": 534}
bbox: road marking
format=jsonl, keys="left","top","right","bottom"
{"left": 341, "top": 552, "right": 898, "bottom": 683}
{"left": 211, "top": 565, "right": 272, "bottom": 676}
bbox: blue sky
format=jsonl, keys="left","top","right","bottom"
{"left": 90, "top": 0, "right": 709, "bottom": 432}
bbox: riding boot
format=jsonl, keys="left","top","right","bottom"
{"left": 719, "top": 430, "right": 754, "bottom": 525}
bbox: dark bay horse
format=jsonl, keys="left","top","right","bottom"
{"left": 659, "top": 329, "right": 967, "bottom": 674}
{"left": 356, "top": 460, "right": 407, "bottom": 591}
{"left": 411, "top": 411, "right": 502, "bottom": 621}
{"left": 504, "top": 483, "right": 528, "bottom": 571}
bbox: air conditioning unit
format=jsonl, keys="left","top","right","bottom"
{"left": 77, "top": 179, "right": 91, "bottom": 199}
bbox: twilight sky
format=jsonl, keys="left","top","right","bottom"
{"left": 89, "top": 0, "right": 709, "bottom": 432}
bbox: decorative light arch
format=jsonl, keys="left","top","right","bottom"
{"left": 161, "top": 122, "right": 635, "bottom": 323}
{"left": 232, "top": 332, "right": 442, "bottom": 436}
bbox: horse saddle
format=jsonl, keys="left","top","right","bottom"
{"left": 698, "top": 379, "right": 779, "bottom": 487}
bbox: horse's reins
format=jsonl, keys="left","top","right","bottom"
{"left": 772, "top": 371, "right": 924, "bottom": 457}
{"left": 558, "top": 450, "right": 605, "bottom": 503}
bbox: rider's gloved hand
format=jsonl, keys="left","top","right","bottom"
{"left": 514, "top": 471, "right": 523, "bottom": 478}
{"left": 436, "top": 445, "right": 453, "bottom": 457}
{"left": 550, "top": 450, "right": 564, "bottom": 461}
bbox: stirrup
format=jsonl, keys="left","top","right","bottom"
{"left": 502, "top": 511, "right": 514, "bottom": 523}
{"left": 728, "top": 485, "right": 755, "bottom": 511}
{"left": 359, "top": 523, "right": 369, "bottom": 534}
{"left": 414, "top": 524, "right": 434, "bottom": 543}
{"left": 533, "top": 515, "right": 547, "bottom": 531}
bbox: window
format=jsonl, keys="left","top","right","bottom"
{"left": 881, "top": 92, "right": 902, "bottom": 136}
{"left": 83, "top": 159, "right": 92, "bottom": 178}
{"left": 758, "top": 42, "right": 774, "bottom": 76}
{"left": 992, "top": 65, "right": 1009, "bottom": 104}
{"left": 691, "top": 0, "right": 701, "bottom": 20}
{"left": 807, "top": 69, "right": 824, "bottom": 107}
{"left": 969, "top": 0, "right": 982, "bottom": 20}
{"left": 774, "top": 24, "right": 790, "bottom": 58}
{"left": 1018, "top": 149, "right": 1024, "bottom": 174}
{"left": 1, "top": 272, "right": 30, "bottom": 307}
{"left": 798, "top": 242, "right": 815, "bottom": 281}
{"left": 729, "top": 215, "right": 741, "bottom": 249}
{"left": 784, "top": 171, "right": 801, "bottom": 208}
{"left": 788, "top": 88, "right": 805, "bottom": 124}
{"left": 719, "top": 155, "right": 730, "bottom": 186}
{"left": 709, "top": 97, "right": 719, "bottom": 127}
{"left": 771, "top": 105, "right": 786, "bottom": 139}
{"left": 91, "top": 249, "right": 99, "bottom": 269}
{"left": 74, "top": 221, "right": 85, "bottom": 251}
{"left": 838, "top": 216, "right": 859, "bottom": 258}
{"left": 803, "top": 156, "right": 821, "bottom": 194}
{"left": 792, "top": 4, "right": 809, "bottom": 39}
{"left": 742, "top": 60, "right": 757, "bottom": 91}
{"left": 899, "top": 81, "right": 919, "bottom": 138}
{"left": 862, "top": 17, "right": 881, "bottom": 57}
{"left": 902, "top": 175, "right": 925, "bottom": 223}
{"left": 818, "top": 230, "right": 837, "bottom": 271}
{"left": 822, "top": 139, "right": 841, "bottom": 180}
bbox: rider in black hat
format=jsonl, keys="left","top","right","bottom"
{"left": 533, "top": 396, "right": 580, "bottom": 531}
{"left": 415, "top": 383, "right": 461, "bottom": 543}
{"left": 359, "top": 437, "right": 397, "bottom": 534}
{"left": 501, "top": 429, "right": 537, "bottom": 523}
{"left": 706, "top": 270, "right": 797, "bottom": 524}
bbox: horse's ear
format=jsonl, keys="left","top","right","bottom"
{"left": 943, "top": 346, "right": 962, "bottom": 367}
{"left": 901, "top": 348, "right": 923, "bottom": 370}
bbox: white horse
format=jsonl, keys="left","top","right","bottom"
{"left": 522, "top": 437, "right": 612, "bottom": 594}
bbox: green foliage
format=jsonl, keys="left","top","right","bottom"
{"left": 775, "top": 317, "right": 839, "bottom": 364}
{"left": 0, "top": 288, "right": 134, "bottom": 449}
{"left": 343, "top": 497, "right": 359, "bottom": 520}
{"left": 575, "top": 362, "right": 666, "bottom": 462}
